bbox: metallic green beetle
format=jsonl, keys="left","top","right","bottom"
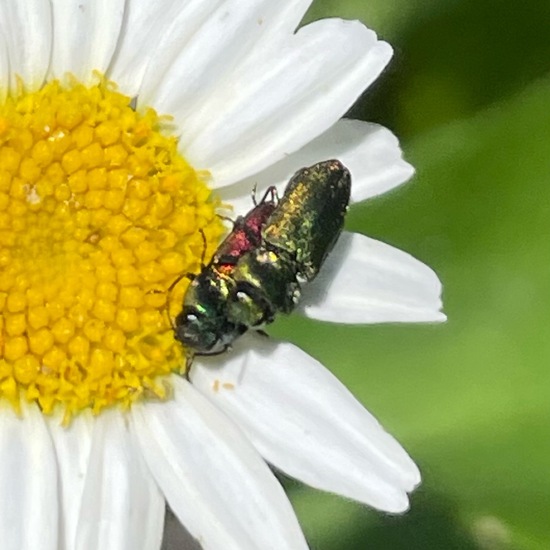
{"left": 175, "top": 159, "right": 351, "bottom": 355}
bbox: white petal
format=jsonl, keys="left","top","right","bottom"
{"left": 346, "top": 121, "right": 414, "bottom": 202}
{"left": 140, "top": 0, "right": 313, "bottom": 112}
{"left": 188, "top": 20, "right": 391, "bottom": 187}
{"left": 0, "top": 0, "right": 52, "bottom": 92}
{"left": 151, "top": 15, "right": 391, "bottom": 187}
{"left": 220, "top": 120, "right": 414, "bottom": 216}
{"left": 299, "top": 232, "right": 446, "bottom": 323}
{"left": 48, "top": 411, "right": 93, "bottom": 550}
{"left": 192, "top": 333, "right": 419, "bottom": 513}
{"left": 49, "top": 0, "right": 125, "bottom": 83}
{"left": 0, "top": 402, "right": 58, "bottom": 550}
{"left": 75, "top": 409, "right": 164, "bottom": 550}
{"left": 108, "top": 0, "right": 221, "bottom": 96}
{"left": 132, "top": 377, "right": 308, "bottom": 550}
{"left": 138, "top": 0, "right": 257, "bottom": 108}
{"left": 112, "top": 0, "right": 312, "bottom": 98}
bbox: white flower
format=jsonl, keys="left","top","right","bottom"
{"left": 0, "top": 2, "right": 445, "bottom": 550}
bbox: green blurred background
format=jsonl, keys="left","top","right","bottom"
{"left": 272, "top": 1, "right": 550, "bottom": 549}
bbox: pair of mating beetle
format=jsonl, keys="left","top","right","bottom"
{"left": 174, "top": 160, "right": 351, "bottom": 358}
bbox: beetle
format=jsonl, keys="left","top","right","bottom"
{"left": 174, "top": 159, "right": 351, "bottom": 356}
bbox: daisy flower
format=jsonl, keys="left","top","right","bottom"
{"left": 0, "top": 1, "right": 445, "bottom": 550}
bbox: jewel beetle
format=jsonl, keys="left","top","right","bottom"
{"left": 174, "top": 159, "right": 351, "bottom": 356}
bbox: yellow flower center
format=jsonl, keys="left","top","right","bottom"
{"left": 0, "top": 78, "right": 223, "bottom": 420}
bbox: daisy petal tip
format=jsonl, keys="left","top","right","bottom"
{"left": 367, "top": 485, "right": 414, "bottom": 515}
{"left": 430, "top": 282, "right": 447, "bottom": 323}
{"left": 380, "top": 128, "right": 414, "bottom": 173}
{"left": 386, "top": 492, "right": 412, "bottom": 515}
{"left": 417, "top": 265, "right": 446, "bottom": 323}
{"left": 401, "top": 159, "right": 416, "bottom": 182}
{"left": 404, "top": 459, "right": 422, "bottom": 491}
{"left": 423, "top": 295, "right": 447, "bottom": 324}
{"left": 376, "top": 38, "right": 394, "bottom": 64}
{"left": 384, "top": 442, "right": 422, "bottom": 493}
{"left": 433, "top": 311, "right": 448, "bottom": 323}
{"left": 369, "top": 158, "right": 414, "bottom": 201}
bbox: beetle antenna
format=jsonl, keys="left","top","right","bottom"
{"left": 164, "top": 270, "right": 196, "bottom": 331}
{"left": 199, "top": 228, "right": 208, "bottom": 267}
{"left": 183, "top": 351, "right": 195, "bottom": 381}
{"left": 217, "top": 214, "right": 235, "bottom": 227}
{"left": 164, "top": 276, "right": 182, "bottom": 332}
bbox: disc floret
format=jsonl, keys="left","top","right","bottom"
{"left": 0, "top": 78, "right": 223, "bottom": 418}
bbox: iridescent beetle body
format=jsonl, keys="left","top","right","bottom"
{"left": 175, "top": 160, "right": 351, "bottom": 356}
